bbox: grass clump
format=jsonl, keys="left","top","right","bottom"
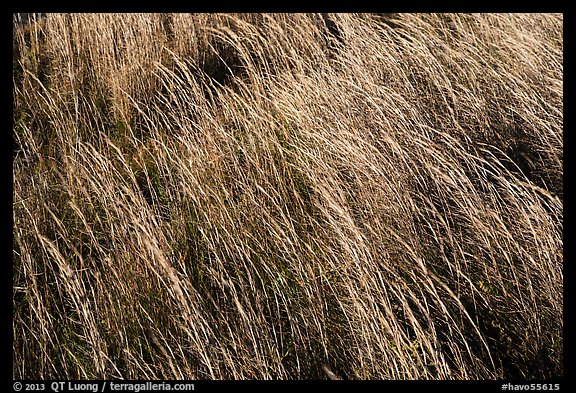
{"left": 13, "top": 13, "right": 562, "bottom": 379}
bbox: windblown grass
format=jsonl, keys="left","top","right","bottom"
{"left": 13, "top": 13, "right": 562, "bottom": 379}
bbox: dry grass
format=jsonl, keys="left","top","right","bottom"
{"left": 13, "top": 13, "right": 562, "bottom": 380}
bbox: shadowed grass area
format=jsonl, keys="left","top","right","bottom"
{"left": 13, "top": 13, "right": 562, "bottom": 380}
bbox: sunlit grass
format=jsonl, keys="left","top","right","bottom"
{"left": 13, "top": 13, "right": 562, "bottom": 379}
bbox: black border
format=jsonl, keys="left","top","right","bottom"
{"left": 8, "top": 1, "right": 568, "bottom": 13}
{"left": 6, "top": 380, "right": 568, "bottom": 391}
